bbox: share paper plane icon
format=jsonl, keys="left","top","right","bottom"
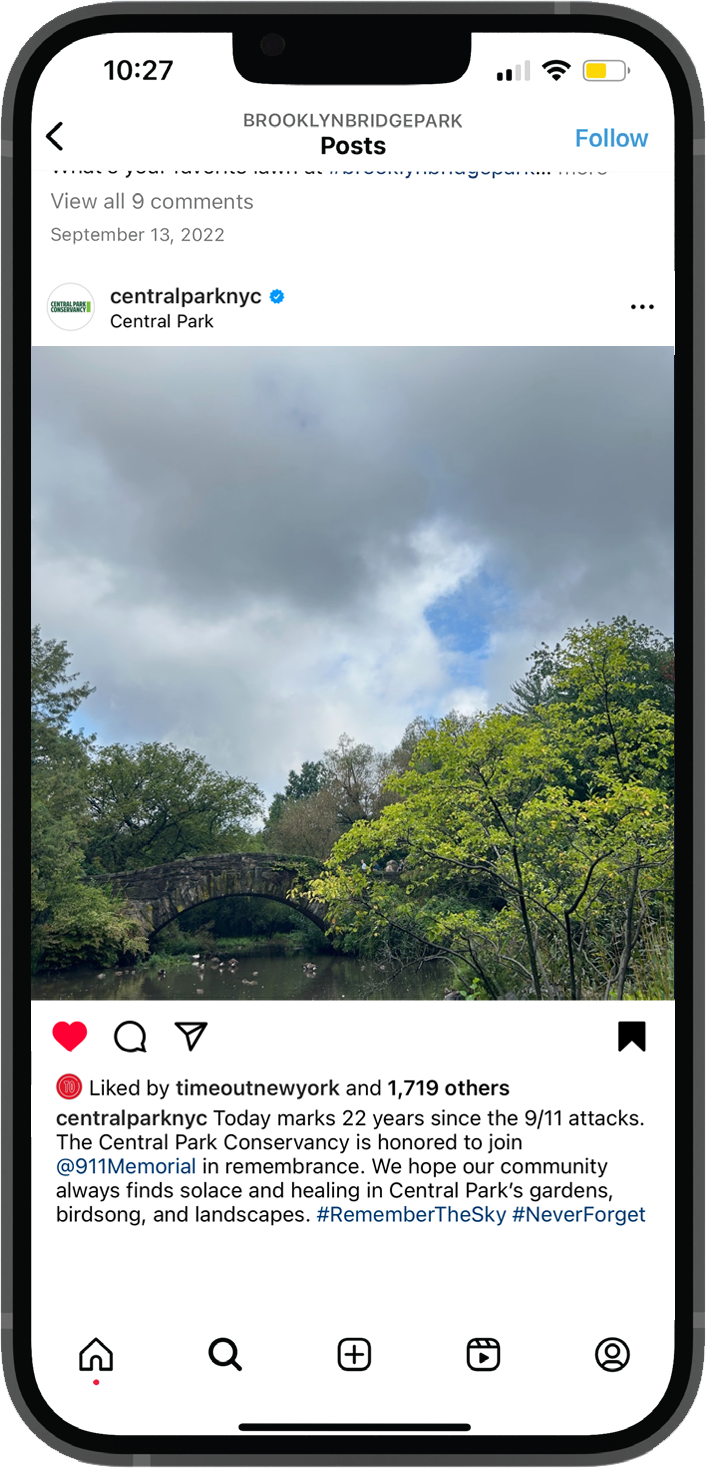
{"left": 175, "top": 1021, "right": 208, "bottom": 1052}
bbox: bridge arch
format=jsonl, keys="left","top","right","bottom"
{"left": 99, "top": 853, "right": 327, "bottom": 944}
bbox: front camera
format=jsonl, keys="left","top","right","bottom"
{"left": 260, "top": 34, "right": 286, "bottom": 58}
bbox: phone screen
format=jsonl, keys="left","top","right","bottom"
{"left": 11, "top": 8, "right": 697, "bottom": 1461}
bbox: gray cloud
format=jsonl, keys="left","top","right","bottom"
{"left": 31, "top": 346, "right": 673, "bottom": 796}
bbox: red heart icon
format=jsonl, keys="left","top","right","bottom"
{"left": 52, "top": 1021, "right": 87, "bottom": 1052}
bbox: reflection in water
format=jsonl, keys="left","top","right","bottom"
{"left": 31, "top": 951, "right": 453, "bottom": 1002}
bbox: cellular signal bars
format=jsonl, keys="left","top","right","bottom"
{"left": 497, "top": 61, "right": 531, "bottom": 81}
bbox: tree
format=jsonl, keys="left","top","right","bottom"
{"left": 506, "top": 666, "right": 554, "bottom": 716}
{"left": 85, "top": 742, "right": 264, "bottom": 872}
{"left": 387, "top": 717, "right": 435, "bottom": 775}
{"left": 285, "top": 760, "right": 324, "bottom": 800}
{"left": 31, "top": 627, "right": 145, "bottom": 969}
{"left": 265, "top": 738, "right": 389, "bottom": 855}
{"left": 509, "top": 618, "right": 674, "bottom": 796}
{"left": 513, "top": 618, "right": 674, "bottom": 712}
{"left": 322, "top": 733, "right": 389, "bottom": 827}
{"left": 266, "top": 760, "right": 324, "bottom": 829}
{"left": 32, "top": 626, "right": 93, "bottom": 950}
{"left": 32, "top": 625, "right": 95, "bottom": 760}
{"left": 310, "top": 620, "right": 673, "bottom": 1001}
{"left": 266, "top": 787, "right": 341, "bottom": 859}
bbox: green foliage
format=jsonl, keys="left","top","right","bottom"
{"left": 285, "top": 760, "right": 324, "bottom": 801}
{"left": 627, "top": 923, "right": 674, "bottom": 1000}
{"left": 30, "top": 628, "right": 260, "bottom": 970}
{"left": 31, "top": 617, "right": 674, "bottom": 995}
{"left": 322, "top": 734, "right": 387, "bottom": 827}
{"left": 265, "top": 758, "right": 335, "bottom": 855}
{"left": 265, "top": 787, "right": 341, "bottom": 859}
{"left": 31, "top": 627, "right": 147, "bottom": 970}
{"left": 31, "top": 625, "right": 94, "bottom": 760}
{"left": 34, "top": 877, "right": 148, "bottom": 970}
{"left": 265, "top": 733, "right": 416, "bottom": 857}
{"left": 85, "top": 742, "right": 264, "bottom": 872}
{"left": 267, "top": 760, "right": 324, "bottom": 828}
{"left": 311, "top": 620, "right": 674, "bottom": 1001}
{"left": 509, "top": 617, "right": 674, "bottom": 794}
{"left": 510, "top": 616, "right": 673, "bottom": 713}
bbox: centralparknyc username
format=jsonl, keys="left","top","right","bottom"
{"left": 89, "top": 286, "right": 263, "bottom": 329}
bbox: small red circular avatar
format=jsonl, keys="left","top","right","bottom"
{"left": 57, "top": 1073, "right": 82, "bottom": 1099}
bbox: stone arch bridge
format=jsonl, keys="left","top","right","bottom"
{"left": 97, "top": 853, "right": 327, "bottom": 945}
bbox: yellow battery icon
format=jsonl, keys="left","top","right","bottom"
{"left": 583, "top": 60, "right": 628, "bottom": 81}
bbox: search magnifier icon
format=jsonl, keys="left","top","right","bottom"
{"left": 208, "top": 1337, "right": 242, "bottom": 1370}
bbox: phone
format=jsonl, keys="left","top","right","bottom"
{"left": 3, "top": 4, "right": 701, "bottom": 1463}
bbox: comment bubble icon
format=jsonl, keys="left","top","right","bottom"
{"left": 114, "top": 1021, "right": 147, "bottom": 1053}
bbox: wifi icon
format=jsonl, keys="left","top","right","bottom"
{"left": 543, "top": 59, "right": 571, "bottom": 81}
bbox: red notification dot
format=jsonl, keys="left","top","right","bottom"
{"left": 93, "top": 1380, "right": 99, "bottom": 1385}
{"left": 57, "top": 1073, "right": 82, "bottom": 1099}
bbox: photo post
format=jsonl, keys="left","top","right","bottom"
{"left": 31, "top": 346, "right": 674, "bottom": 1003}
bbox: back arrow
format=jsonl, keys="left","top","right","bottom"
{"left": 46, "top": 123, "right": 63, "bottom": 150}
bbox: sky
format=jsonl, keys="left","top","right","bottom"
{"left": 31, "top": 346, "right": 674, "bottom": 803}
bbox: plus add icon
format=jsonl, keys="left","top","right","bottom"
{"left": 338, "top": 1337, "right": 371, "bottom": 1371}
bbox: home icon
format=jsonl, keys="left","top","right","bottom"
{"left": 79, "top": 1338, "right": 113, "bottom": 1372}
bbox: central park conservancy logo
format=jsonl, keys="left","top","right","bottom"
{"left": 47, "top": 283, "right": 95, "bottom": 330}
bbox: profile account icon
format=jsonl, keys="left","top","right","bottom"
{"left": 595, "top": 1337, "right": 630, "bottom": 1371}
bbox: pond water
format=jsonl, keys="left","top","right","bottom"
{"left": 31, "top": 949, "right": 456, "bottom": 1002}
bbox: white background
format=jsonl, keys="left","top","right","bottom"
{"left": 30, "top": 1001, "right": 677, "bottom": 1438}
{"left": 29, "top": 27, "right": 676, "bottom": 348}
{"left": 2, "top": 0, "right": 704, "bottom": 1464}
